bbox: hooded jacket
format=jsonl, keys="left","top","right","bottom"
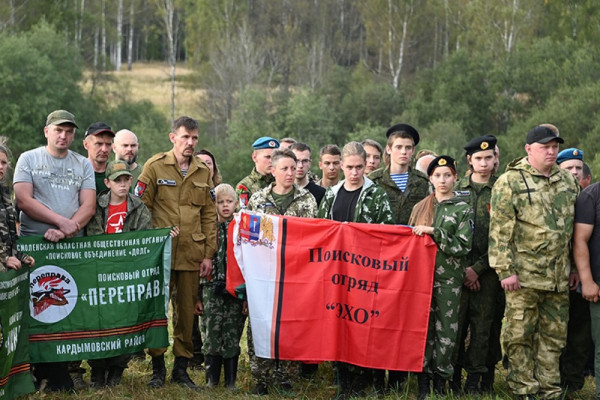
{"left": 488, "top": 157, "right": 579, "bottom": 291}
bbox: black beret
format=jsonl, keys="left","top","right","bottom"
{"left": 427, "top": 155, "right": 457, "bottom": 176}
{"left": 464, "top": 135, "right": 497, "bottom": 156}
{"left": 386, "top": 123, "right": 420, "bottom": 145}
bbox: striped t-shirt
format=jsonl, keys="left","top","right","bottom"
{"left": 391, "top": 172, "right": 409, "bottom": 192}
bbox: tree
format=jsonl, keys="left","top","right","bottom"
{"left": 153, "top": 0, "right": 183, "bottom": 124}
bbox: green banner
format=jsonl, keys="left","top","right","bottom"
{"left": 18, "top": 229, "right": 172, "bottom": 363}
{"left": 0, "top": 266, "right": 35, "bottom": 400}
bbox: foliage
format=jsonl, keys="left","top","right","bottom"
{"left": 0, "top": 22, "right": 87, "bottom": 157}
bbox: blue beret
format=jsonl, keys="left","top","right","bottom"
{"left": 557, "top": 148, "right": 583, "bottom": 164}
{"left": 252, "top": 137, "right": 279, "bottom": 150}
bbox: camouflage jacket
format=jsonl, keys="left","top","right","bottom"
{"left": 489, "top": 157, "right": 579, "bottom": 291}
{"left": 455, "top": 174, "right": 497, "bottom": 277}
{"left": 236, "top": 167, "right": 274, "bottom": 209}
{"left": 86, "top": 192, "right": 153, "bottom": 235}
{"left": 0, "top": 185, "right": 28, "bottom": 272}
{"left": 211, "top": 219, "right": 230, "bottom": 282}
{"left": 368, "top": 166, "right": 430, "bottom": 225}
{"left": 317, "top": 177, "right": 394, "bottom": 224}
{"left": 247, "top": 183, "right": 317, "bottom": 218}
{"left": 429, "top": 196, "right": 473, "bottom": 285}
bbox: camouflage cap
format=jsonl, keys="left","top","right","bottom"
{"left": 46, "top": 110, "right": 78, "bottom": 128}
{"left": 105, "top": 160, "right": 132, "bottom": 181}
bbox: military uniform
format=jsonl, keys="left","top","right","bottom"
{"left": 489, "top": 156, "right": 579, "bottom": 398}
{"left": 246, "top": 183, "right": 317, "bottom": 390}
{"left": 317, "top": 177, "right": 393, "bottom": 224}
{"left": 136, "top": 149, "right": 217, "bottom": 360}
{"left": 368, "top": 166, "right": 429, "bottom": 225}
{"left": 417, "top": 196, "right": 473, "bottom": 380}
{"left": 85, "top": 189, "right": 152, "bottom": 383}
{"left": 86, "top": 191, "right": 152, "bottom": 235}
{"left": 454, "top": 175, "right": 503, "bottom": 388}
{"left": 236, "top": 167, "right": 274, "bottom": 208}
{"left": 201, "top": 219, "right": 246, "bottom": 387}
{"left": 0, "top": 185, "right": 29, "bottom": 272}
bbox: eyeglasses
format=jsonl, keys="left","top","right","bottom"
{"left": 298, "top": 159, "right": 312, "bottom": 165}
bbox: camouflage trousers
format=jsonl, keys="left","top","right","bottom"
{"left": 559, "top": 290, "right": 592, "bottom": 389}
{"left": 201, "top": 283, "right": 246, "bottom": 358}
{"left": 455, "top": 271, "right": 502, "bottom": 373}
{"left": 504, "top": 288, "right": 568, "bottom": 398}
{"left": 423, "top": 282, "right": 463, "bottom": 379}
{"left": 247, "top": 322, "right": 299, "bottom": 385}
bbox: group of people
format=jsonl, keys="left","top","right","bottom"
{"left": 1, "top": 109, "right": 599, "bottom": 400}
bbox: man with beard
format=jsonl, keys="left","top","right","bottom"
{"left": 135, "top": 116, "right": 217, "bottom": 390}
{"left": 113, "top": 129, "right": 143, "bottom": 189}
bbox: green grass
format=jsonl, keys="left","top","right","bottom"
{"left": 28, "top": 340, "right": 598, "bottom": 400}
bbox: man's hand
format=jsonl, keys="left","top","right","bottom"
{"left": 501, "top": 274, "right": 521, "bottom": 291}
{"left": 23, "top": 255, "right": 35, "bottom": 268}
{"left": 5, "top": 256, "right": 21, "bottom": 270}
{"left": 199, "top": 258, "right": 213, "bottom": 278}
{"left": 569, "top": 272, "right": 581, "bottom": 291}
{"left": 194, "top": 300, "right": 204, "bottom": 315}
{"left": 44, "top": 228, "right": 66, "bottom": 242}
{"left": 581, "top": 279, "right": 600, "bottom": 303}
{"left": 464, "top": 267, "right": 479, "bottom": 286}
{"left": 57, "top": 218, "right": 80, "bottom": 238}
{"left": 466, "top": 279, "right": 481, "bottom": 292}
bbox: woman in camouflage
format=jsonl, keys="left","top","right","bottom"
{"left": 410, "top": 155, "right": 473, "bottom": 399}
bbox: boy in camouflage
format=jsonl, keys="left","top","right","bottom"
{"left": 410, "top": 155, "right": 473, "bottom": 399}
{"left": 246, "top": 149, "right": 317, "bottom": 395}
{"left": 85, "top": 160, "right": 155, "bottom": 387}
{"left": 452, "top": 136, "right": 502, "bottom": 394}
{"left": 195, "top": 184, "right": 247, "bottom": 389}
{"left": 368, "top": 123, "right": 429, "bottom": 225}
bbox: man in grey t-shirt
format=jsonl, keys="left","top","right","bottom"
{"left": 14, "top": 110, "right": 96, "bottom": 392}
{"left": 14, "top": 110, "right": 96, "bottom": 241}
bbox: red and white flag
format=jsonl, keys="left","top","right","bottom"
{"left": 227, "top": 210, "right": 437, "bottom": 371}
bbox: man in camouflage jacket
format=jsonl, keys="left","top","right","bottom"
{"left": 489, "top": 126, "right": 579, "bottom": 399}
{"left": 235, "top": 137, "right": 278, "bottom": 208}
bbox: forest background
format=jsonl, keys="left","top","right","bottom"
{"left": 2, "top": 0, "right": 600, "bottom": 185}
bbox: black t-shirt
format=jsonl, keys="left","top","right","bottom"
{"left": 305, "top": 179, "right": 326, "bottom": 206}
{"left": 331, "top": 185, "right": 362, "bottom": 222}
{"left": 575, "top": 182, "right": 600, "bottom": 282}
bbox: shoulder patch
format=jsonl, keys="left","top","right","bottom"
{"left": 453, "top": 190, "right": 470, "bottom": 197}
{"left": 134, "top": 181, "right": 147, "bottom": 198}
